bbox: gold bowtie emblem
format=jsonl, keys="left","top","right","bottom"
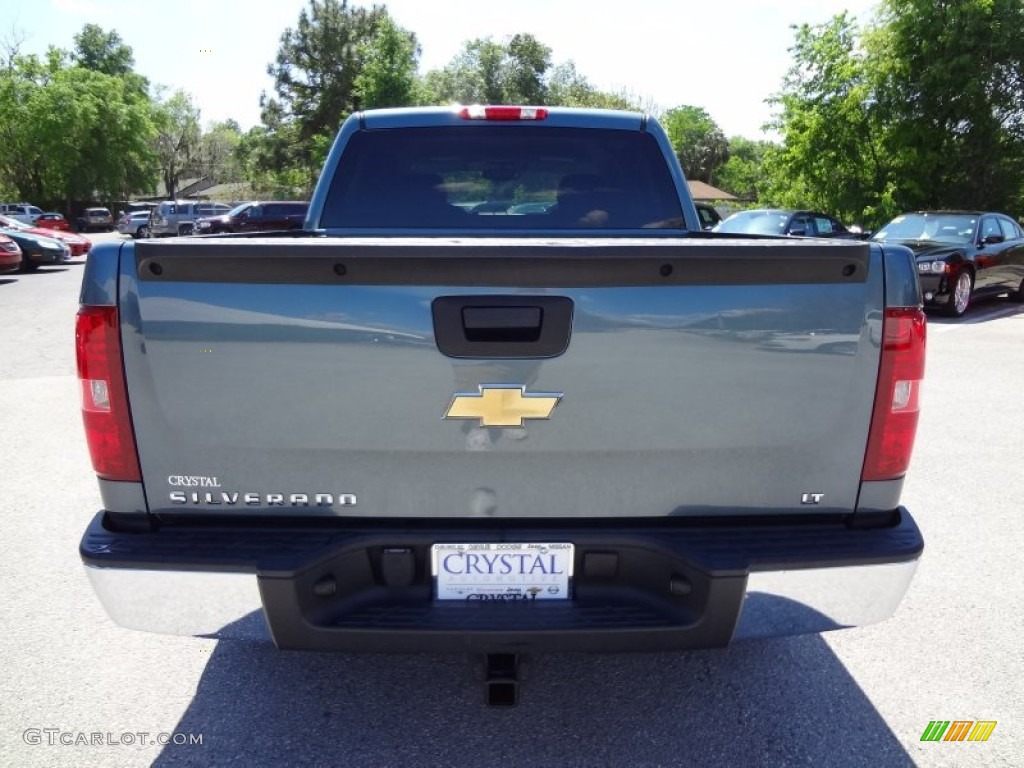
{"left": 444, "top": 385, "right": 562, "bottom": 428}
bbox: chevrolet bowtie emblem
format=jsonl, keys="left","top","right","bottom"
{"left": 444, "top": 385, "right": 562, "bottom": 428}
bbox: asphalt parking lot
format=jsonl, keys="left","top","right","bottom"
{"left": 0, "top": 233, "right": 1021, "bottom": 767}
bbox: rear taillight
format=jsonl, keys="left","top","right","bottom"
{"left": 862, "top": 307, "right": 926, "bottom": 481}
{"left": 76, "top": 306, "right": 141, "bottom": 482}
{"left": 458, "top": 105, "right": 549, "bottom": 121}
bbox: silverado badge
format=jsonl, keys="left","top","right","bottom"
{"left": 444, "top": 385, "right": 562, "bottom": 428}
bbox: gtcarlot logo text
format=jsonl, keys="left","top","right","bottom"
{"left": 23, "top": 729, "right": 203, "bottom": 747}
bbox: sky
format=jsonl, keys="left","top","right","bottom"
{"left": 10, "top": 0, "right": 880, "bottom": 139}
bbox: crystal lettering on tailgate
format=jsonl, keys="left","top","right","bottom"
{"left": 167, "top": 475, "right": 221, "bottom": 487}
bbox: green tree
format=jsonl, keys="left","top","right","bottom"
{"left": 252, "top": 0, "right": 406, "bottom": 195}
{"left": 425, "top": 34, "right": 552, "bottom": 105}
{"left": 353, "top": 15, "right": 420, "bottom": 108}
{"left": 763, "top": 13, "right": 897, "bottom": 224}
{"left": 429, "top": 38, "right": 506, "bottom": 104}
{"left": 503, "top": 34, "right": 551, "bottom": 104}
{"left": 716, "top": 137, "right": 774, "bottom": 201}
{"left": 153, "top": 90, "right": 201, "bottom": 200}
{"left": 237, "top": 117, "right": 314, "bottom": 199}
{"left": 766, "top": 4, "right": 1024, "bottom": 225}
{"left": 546, "top": 62, "right": 637, "bottom": 109}
{"left": 866, "top": 0, "right": 1024, "bottom": 213}
{"left": 660, "top": 105, "right": 729, "bottom": 183}
{"left": 0, "top": 50, "right": 157, "bottom": 206}
{"left": 72, "top": 24, "right": 135, "bottom": 77}
{"left": 267, "top": 0, "right": 386, "bottom": 141}
{"left": 195, "top": 120, "right": 243, "bottom": 186}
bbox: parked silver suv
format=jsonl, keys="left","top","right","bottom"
{"left": 149, "top": 200, "right": 233, "bottom": 237}
{"left": 77, "top": 207, "right": 114, "bottom": 232}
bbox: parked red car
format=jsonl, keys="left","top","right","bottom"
{"left": 0, "top": 234, "right": 22, "bottom": 273}
{"left": 34, "top": 212, "right": 72, "bottom": 232}
{"left": 0, "top": 214, "right": 92, "bottom": 258}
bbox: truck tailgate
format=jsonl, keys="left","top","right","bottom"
{"left": 122, "top": 236, "right": 881, "bottom": 519}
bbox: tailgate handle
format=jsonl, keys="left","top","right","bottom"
{"left": 462, "top": 306, "right": 542, "bottom": 342}
{"left": 432, "top": 295, "right": 573, "bottom": 358}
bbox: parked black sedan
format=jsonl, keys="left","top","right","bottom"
{"left": 871, "top": 211, "right": 1024, "bottom": 317}
{"left": 713, "top": 209, "right": 857, "bottom": 238}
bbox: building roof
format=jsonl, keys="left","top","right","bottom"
{"left": 188, "top": 182, "right": 259, "bottom": 201}
{"left": 688, "top": 181, "right": 737, "bottom": 201}
{"left": 178, "top": 177, "right": 214, "bottom": 198}
{"left": 135, "top": 178, "right": 206, "bottom": 202}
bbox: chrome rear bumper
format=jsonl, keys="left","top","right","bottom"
{"left": 81, "top": 509, "right": 923, "bottom": 651}
{"left": 85, "top": 557, "right": 919, "bottom": 643}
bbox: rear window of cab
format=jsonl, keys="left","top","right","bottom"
{"left": 321, "top": 126, "right": 684, "bottom": 230}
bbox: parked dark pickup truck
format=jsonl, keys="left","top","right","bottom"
{"left": 77, "top": 106, "right": 925, "bottom": 701}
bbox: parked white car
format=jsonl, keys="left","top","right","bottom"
{"left": 0, "top": 202, "right": 44, "bottom": 224}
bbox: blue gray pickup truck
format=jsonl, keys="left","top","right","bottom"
{"left": 77, "top": 106, "right": 925, "bottom": 701}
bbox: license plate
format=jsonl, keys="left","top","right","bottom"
{"left": 431, "top": 542, "right": 574, "bottom": 601}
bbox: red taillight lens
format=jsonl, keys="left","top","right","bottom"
{"left": 458, "top": 105, "right": 549, "bottom": 121}
{"left": 862, "top": 307, "right": 926, "bottom": 481}
{"left": 76, "top": 306, "right": 141, "bottom": 482}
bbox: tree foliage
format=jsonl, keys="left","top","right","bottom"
{"left": 660, "top": 105, "right": 729, "bottom": 183}
{"left": 546, "top": 62, "right": 639, "bottom": 110}
{"left": 503, "top": 34, "right": 552, "bottom": 105}
{"left": 867, "top": 0, "right": 1024, "bottom": 212}
{"left": 765, "top": 3, "right": 1024, "bottom": 224}
{"left": 266, "top": 0, "right": 387, "bottom": 141}
{"left": 237, "top": 121, "right": 315, "bottom": 199}
{"left": 353, "top": 15, "right": 420, "bottom": 109}
{"left": 72, "top": 24, "right": 134, "bottom": 77}
{"left": 153, "top": 90, "right": 201, "bottom": 201}
{"left": 762, "top": 13, "right": 894, "bottom": 222}
{"left": 421, "top": 39, "right": 647, "bottom": 110}
{"left": 195, "top": 120, "right": 242, "bottom": 186}
{"left": 0, "top": 33, "right": 157, "bottom": 207}
{"left": 251, "top": 0, "right": 412, "bottom": 195}
{"left": 717, "top": 137, "right": 774, "bottom": 201}
{"left": 424, "top": 34, "right": 552, "bottom": 105}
